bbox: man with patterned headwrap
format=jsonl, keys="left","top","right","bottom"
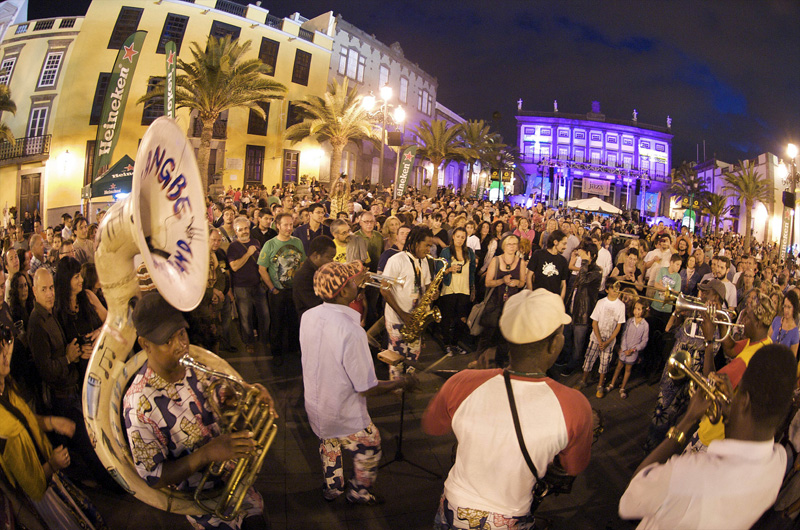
{"left": 123, "top": 292, "right": 275, "bottom": 530}
{"left": 300, "top": 260, "right": 416, "bottom": 504}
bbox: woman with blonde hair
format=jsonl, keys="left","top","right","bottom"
{"left": 381, "top": 215, "right": 402, "bottom": 251}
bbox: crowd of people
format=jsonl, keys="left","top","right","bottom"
{"left": 1, "top": 175, "right": 800, "bottom": 529}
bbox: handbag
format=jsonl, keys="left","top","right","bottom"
{"left": 504, "top": 370, "right": 575, "bottom": 514}
{"left": 467, "top": 287, "right": 495, "bottom": 336}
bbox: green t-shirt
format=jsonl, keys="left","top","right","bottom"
{"left": 257, "top": 236, "right": 306, "bottom": 290}
{"left": 355, "top": 230, "right": 384, "bottom": 270}
{"left": 651, "top": 267, "right": 681, "bottom": 313}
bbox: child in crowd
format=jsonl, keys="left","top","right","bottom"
{"left": 606, "top": 299, "right": 650, "bottom": 398}
{"left": 574, "top": 281, "right": 627, "bottom": 398}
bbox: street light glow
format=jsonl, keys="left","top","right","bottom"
{"left": 789, "top": 143, "right": 798, "bottom": 160}
{"left": 778, "top": 161, "right": 788, "bottom": 182}
{"left": 362, "top": 94, "right": 376, "bottom": 111}
{"left": 393, "top": 106, "right": 405, "bottom": 123}
{"left": 380, "top": 84, "right": 392, "bottom": 101}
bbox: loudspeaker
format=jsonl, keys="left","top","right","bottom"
{"left": 549, "top": 167, "right": 555, "bottom": 178}
{"left": 784, "top": 191, "right": 795, "bottom": 209}
{"left": 387, "top": 132, "right": 403, "bottom": 146}
{"left": 635, "top": 179, "right": 641, "bottom": 194}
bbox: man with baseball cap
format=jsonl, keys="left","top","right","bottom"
{"left": 300, "top": 261, "right": 416, "bottom": 505}
{"left": 123, "top": 293, "right": 273, "bottom": 530}
{"left": 423, "top": 289, "right": 593, "bottom": 529}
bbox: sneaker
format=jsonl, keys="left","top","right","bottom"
{"left": 445, "top": 346, "right": 454, "bottom": 357}
{"left": 345, "top": 490, "right": 384, "bottom": 505}
{"left": 619, "top": 388, "right": 628, "bottom": 399}
{"left": 456, "top": 346, "right": 469, "bottom": 356}
{"left": 573, "top": 381, "right": 587, "bottom": 390}
{"left": 323, "top": 487, "right": 343, "bottom": 502}
{"left": 595, "top": 386, "right": 605, "bottom": 399}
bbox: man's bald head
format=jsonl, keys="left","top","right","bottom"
{"left": 33, "top": 268, "right": 54, "bottom": 311}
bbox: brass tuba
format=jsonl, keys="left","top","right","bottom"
{"left": 399, "top": 256, "right": 448, "bottom": 342}
{"left": 82, "top": 117, "right": 274, "bottom": 518}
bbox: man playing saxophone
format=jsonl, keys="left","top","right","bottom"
{"left": 123, "top": 292, "right": 275, "bottom": 530}
{"left": 381, "top": 226, "right": 439, "bottom": 379}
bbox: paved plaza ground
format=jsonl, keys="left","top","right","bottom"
{"left": 82, "top": 334, "right": 659, "bottom": 530}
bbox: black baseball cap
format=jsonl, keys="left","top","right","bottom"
{"left": 132, "top": 292, "right": 188, "bottom": 345}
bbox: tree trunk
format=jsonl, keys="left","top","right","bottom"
{"left": 464, "top": 161, "right": 474, "bottom": 196}
{"left": 427, "top": 161, "right": 441, "bottom": 198}
{"left": 196, "top": 119, "right": 215, "bottom": 193}
{"left": 744, "top": 199, "right": 753, "bottom": 252}
{"left": 329, "top": 138, "right": 346, "bottom": 185}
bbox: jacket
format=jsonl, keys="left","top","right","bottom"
{"left": 439, "top": 247, "right": 476, "bottom": 289}
{"left": 568, "top": 263, "right": 602, "bottom": 326}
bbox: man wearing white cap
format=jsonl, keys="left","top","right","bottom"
{"left": 423, "top": 289, "right": 593, "bottom": 529}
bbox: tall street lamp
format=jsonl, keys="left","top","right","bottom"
{"left": 788, "top": 143, "right": 798, "bottom": 256}
{"left": 363, "top": 84, "right": 405, "bottom": 187}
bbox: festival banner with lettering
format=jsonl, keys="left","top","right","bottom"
{"left": 583, "top": 177, "right": 611, "bottom": 197}
{"left": 93, "top": 31, "right": 147, "bottom": 179}
{"left": 779, "top": 207, "right": 793, "bottom": 257}
{"left": 165, "top": 41, "right": 176, "bottom": 118}
{"left": 394, "top": 145, "right": 417, "bottom": 198}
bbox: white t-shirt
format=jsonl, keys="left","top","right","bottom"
{"left": 645, "top": 248, "right": 672, "bottom": 284}
{"left": 590, "top": 296, "right": 627, "bottom": 341}
{"left": 466, "top": 234, "right": 481, "bottom": 253}
{"left": 383, "top": 251, "right": 432, "bottom": 326}
{"left": 597, "top": 247, "right": 613, "bottom": 290}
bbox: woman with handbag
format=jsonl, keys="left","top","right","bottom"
{"left": 0, "top": 324, "right": 107, "bottom": 529}
{"left": 439, "top": 228, "right": 476, "bottom": 356}
{"left": 474, "top": 235, "right": 527, "bottom": 368}
{"left": 562, "top": 239, "right": 602, "bottom": 374}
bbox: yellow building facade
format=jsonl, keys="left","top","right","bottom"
{"left": 0, "top": 0, "right": 334, "bottom": 226}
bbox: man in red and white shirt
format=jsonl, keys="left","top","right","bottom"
{"left": 423, "top": 289, "right": 593, "bottom": 529}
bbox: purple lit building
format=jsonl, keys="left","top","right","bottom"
{"left": 516, "top": 101, "right": 673, "bottom": 217}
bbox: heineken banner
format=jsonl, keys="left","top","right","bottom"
{"left": 93, "top": 30, "right": 147, "bottom": 179}
{"left": 165, "top": 41, "right": 176, "bottom": 118}
{"left": 394, "top": 145, "right": 417, "bottom": 199}
{"left": 779, "top": 207, "right": 793, "bottom": 257}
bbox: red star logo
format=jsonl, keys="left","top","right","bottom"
{"left": 166, "top": 51, "right": 175, "bottom": 66}
{"left": 404, "top": 152, "right": 414, "bottom": 161}
{"left": 122, "top": 43, "right": 138, "bottom": 63}
{"left": 124, "top": 164, "right": 134, "bottom": 171}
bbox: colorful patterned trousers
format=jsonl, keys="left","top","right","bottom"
{"left": 319, "top": 423, "right": 382, "bottom": 500}
{"left": 387, "top": 322, "right": 421, "bottom": 380}
{"left": 582, "top": 337, "right": 616, "bottom": 374}
{"left": 434, "top": 494, "right": 536, "bottom": 530}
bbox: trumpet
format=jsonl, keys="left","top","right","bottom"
{"left": 362, "top": 272, "right": 406, "bottom": 289}
{"left": 673, "top": 293, "right": 741, "bottom": 342}
{"left": 667, "top": 349, "right": 732, "bottom": 424}
{"left": 179, "top": 355, "right": 278, "bottom": 521}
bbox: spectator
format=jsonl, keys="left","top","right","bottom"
{"left": 439, "top": 227, "right": 476, "bottom": 356}
{"left": 80, "top": 262, "right": 107, "bottom": 309}
{"left": 227, "top": 216, "right": 269, "bottom": 355}
{"left": 292, "top": 202, "right": 331, "bottom": 254}
{"left": 293, "top": 235, "right": 336, "bottom": 319}
{"left": 72, "top": 217, "right": 94, "bottom": 264}
{"left": 9, "top": 271, "right": 33, "bottom": 332}
{"left": 29, "top": 233, "right": 46, "bottom": 275}
{"left": 209, "top": 228, "right": 234, "bottom": 353}
{"left": 217, "top": 206, "right": 236, "bottom": 251}
{"left": 251, "top": 208, "right": 276, "bottom": 247}
{"left": 60, "top": 213, "right": 74, "bottom": 241}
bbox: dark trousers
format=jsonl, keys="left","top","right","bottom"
{"left": 269, "top": 288, "right": 300, "bottom": 356}
{"left": 439, "top": 293, "right": 471, "bottom": 347}
{"left": 643, "top": 309, "right": 672, "bottom": 376}
{"left": 234, "top": 285, "right": 270, "bottom": 347}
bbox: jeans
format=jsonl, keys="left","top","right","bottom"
{"left": 233, "top": 284, "right": 269, "bottom": 347}
{"left": 218, "top": 295, "right": 233, "bottom": 350}
{"left": 269, "top": 288, "right": 300, "bottom": 355}
{"left": 569, "top": 324, "right": 590, "bottom": 370}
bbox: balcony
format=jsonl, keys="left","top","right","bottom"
{"left": 265, "top": 14, "right": 283, "bottom": 30}
{"left": 192, "top": 118, "right": 227, "bottom": 139}
{"left": 215, "top": 0, "right": 247, "bottom": 18}
{"left": 0, "top": 135, "right": 51, "bottom": 167}
{"left": 298, "top": 28, "right": 314, "bottom": 42}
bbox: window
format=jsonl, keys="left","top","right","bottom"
{"left": 574, "top": 131, "right": 585, "bottom": 140}
{"left": 28, "top": 107, "right": 48, "bottom": 137}
{"left": 291, "top": 49, "right": 311, "bottom": 86}
{"left": 258, "top": 38, "right": 279, "bottom": 74}
{"left": 108, "top": 7, "right": 143, "bottom": 49}
{"left": 37, "top": 52, "right": 63, "bottom": 88}
{"left": 399, "top": 77, "right": 408, "bottom": 103}
{"left": 338, "top": 49, "right": 347, "bottom": 75}
{"left": 591, "top": 151, "right": 600, "bottom": 163}
{"left": 379, "top": 65, "right": 389, "bottom": 88}
{"left": 346, "top": 49, "right": 358, "bottom": 79}
{"left": 640, "top": 140, "right": 650, "bottom": 149}
{"left": 141, "top": 77, "right": 164, "bottom": 125}
{"left": 209, "top": 20, "right": 240, "bottom": 42}
{"left": 89, "top": 72, "right": 112, "bottom": 126}
{"left": 157, "top": 13, "right": 189, "bottom": 55}
{"left": 247, "top": 102, "right": 270, "bottom": 136}
{"left": 340, "top": 49, "right": 365, "bottom": 82}
{"left": 606, "top": 136, "right": 617, "bottom": 144}
{"left": 357, "top": 55, "right": 365, "bottom": 82}
{"left": 0, "top": 57, "right": 15, "bottom": 85}
{"left": 286, "top": 102, "right": 303, "bottom": 129}
{"left": 540, "top": 128, "right": 551, "bottom": 136}
{"left": 418, "top": 89, "right": 430, "bottom": 114}
{"left": 85, "top": 140, "right": 96, "bottom": 185}
{"left": 608, "top": 154, "right": 617, "bottom": 167}
{"left": 245, "top": 145, "right": 265, "bottom": 183}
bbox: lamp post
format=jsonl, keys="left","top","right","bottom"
{"left": 363, "top": 84, "right": 405, "bottom": 187}
{"left": 788, "top": 143, "right": 798, "bottom": 258}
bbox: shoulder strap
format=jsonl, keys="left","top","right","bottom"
{"left": 503, "top": 370, "right": 539, "bottom": 481}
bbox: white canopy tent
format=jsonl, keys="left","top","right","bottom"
{"left": 566, "top": 197, "right": 622, "bottom": 215}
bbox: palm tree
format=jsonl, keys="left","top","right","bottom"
{"left": 139, "top": 35, "right": 286, "bottom": 191}
{"left": 669, "top": 161, "right": 708, "bottom": 226}
{"left": 285, "top": 78, "right": 375, "bottom": 185}
{"left": 413, "top": 119, "right": 476, "bottom": 197}
{"left": 458, "top": 120, "right": 500, "bottom": 196}
{"left": 704, "top": 192, "right": 733, "bottom": 235}
{"left": 722, "top": 159, "right": 771, "bottom": 251}
{"left": 0, "top": 84, "right": 16, "bottom": 144}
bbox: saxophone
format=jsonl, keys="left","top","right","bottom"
{"left": 399, "top": 256, "right": 448, "bottom": 342}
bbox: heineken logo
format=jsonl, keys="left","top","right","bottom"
{"left": 166, "top": 50, "right": 175, "bottom": 65}
{"left": 97, "top": 65, "right": 130, "bottom": 156}
{"left": 122, "top": 43, "right": 138, "bottom": 62}
{"left": 124, "top": 164, "right": 134, "bottom": 171}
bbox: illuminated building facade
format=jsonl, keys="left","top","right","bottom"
{"left": 516, "top": 101, "right": 673, "bottom": 216}
{"left": 0, "top": 0, "right": 335, "bottom": 226}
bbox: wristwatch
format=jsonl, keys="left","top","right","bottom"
{"left": 665, "top": 426, "right": 687, "bottom": 445}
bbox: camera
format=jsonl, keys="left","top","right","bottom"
{"left": 0, "top": 324, "right": 13, "bottom": 344}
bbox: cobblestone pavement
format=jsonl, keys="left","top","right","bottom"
{"left": 81, "top": 334, "right": 657, "bottom": 530}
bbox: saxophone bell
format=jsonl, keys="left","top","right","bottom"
{"left": 399, "top": 256, "right": 448, "bottom": 343}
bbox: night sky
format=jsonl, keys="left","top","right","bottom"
{"left": 32, "top": 0, "right": 800, "bottom": 167}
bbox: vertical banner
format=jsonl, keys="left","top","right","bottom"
{"left": 780, "top": 207, "right": 793, "bottom": 258}
{"left": 93, "top": 30, "right": 147, "bottom": 179}
{"left": 165, "top": 41, "right": 176, "bottom": 118}
{"left": 394, "top": 145, "right": 417, "bottom": 199}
